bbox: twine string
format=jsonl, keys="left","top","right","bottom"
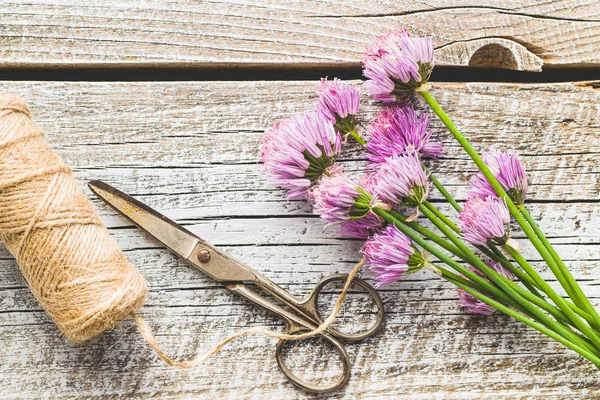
{"left": 133, "top": 259, "right": 365, "bottom": 367}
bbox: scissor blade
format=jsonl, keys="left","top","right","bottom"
{"left": 88, "top": 180, "right": 199, "bottom": 259}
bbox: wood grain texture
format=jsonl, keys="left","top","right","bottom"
{"left": 2, "top": 0, "right": 600, "bottom": 70}
{"left": 0, "top": 80, "right": 598, "bottom": 399}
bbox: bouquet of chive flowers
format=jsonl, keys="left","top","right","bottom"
{"left": 261, "top": 28, "right": 600, "bottom": 369}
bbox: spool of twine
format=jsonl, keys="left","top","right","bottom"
{"left": 0, "top": 93, "right": 365, "bottom": 368}
{"left": 0, "top": 94, "right": 148, "bottom": 342}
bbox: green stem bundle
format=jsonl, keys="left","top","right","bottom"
{"left": 419, "top": 90, "right": 600, "bottom": 327}
{"left": 372, "top": 207, "right": 600, "bottom": 362}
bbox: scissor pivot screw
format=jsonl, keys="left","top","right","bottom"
{"left": 197, "top": 249, "right": 211, "bottom": 263}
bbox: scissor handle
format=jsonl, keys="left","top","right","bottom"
{"left": 275, "top": 329, "right": 350, "bottom": 393}
{"left": 303, "top": 274, "right": 384, "bottom": 342}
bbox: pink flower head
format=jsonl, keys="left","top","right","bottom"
{"left": 458, "top": 259, "right": 514, "bottom": 315}
{"left": 316, "top": 78, "right": 360, "bottom": 123}
{"left": 366, "top": 106, "right": 443, "bottom": 166}
{"left": 458, "top": 196, "right": 511, "bottom": 246}
{"left": 339, "top": 173, "right": 385, "bottom": 239}
{"left": 362, "top": 29, "right": 435, "bottom": 102}
{"left": 311, "top": 170, "right": 371, "bottom": 225}
{"left": 374, "top": 153, "right": 430, "bottom": 209}
{"left": 261, "top": 113, "right": 342, "bottom": 199}
{"left": 361, "top": 224, "right": 425, "bottom": 287}
{"left": 468, "top": 148, "right": 528, "bottom": 205}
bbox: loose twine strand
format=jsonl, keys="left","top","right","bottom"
{"left": 132, "top": 259, "right": 365, "bottom": 367}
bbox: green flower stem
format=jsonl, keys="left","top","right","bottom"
{"left": 421, "top": 198, "right": 544, "bottom": 299}
{"left": 428, "top": 262, "right": 502, "bottom": 302}
{"left": 423, "top": 200, "right": 459, "bottom": 233}
{"left": 393, "top": 208, "right": 576, "bottom": 328}
{"left": 485, "top": 242, "right": 591, "bottom": 326}
{"left": 419, "top": 89, "right": 600, "bottom": 327}
{"left": 484, "top": 248, "right": 550, "bottom": 312}
{"left": 429, "top": 261, "right": 524, "bottom": 310}
{"left": 374, "top": 208, "right": 520, "bottom": 308}
{"left": 484, "top": 243, "right": 594, "bottom": 328}
{"left": 416, "top": 198, "right": 594, "bottom": 328}
{"left": 399, "top": 202, "right": 591, "bottom": 329}
{"left": 426, "top": 168, "right": 462, "bottom": 213}
{"left": 399, "top": 206, "right": 519, "bottom": 283}
{"left": 503, "top": 243, "right": 600, "bottom": 347}
{"left": 486, "top": 244, "right": 544, "bottom": 298}
{"left": 444, "top": 269, "right": 600, "bottom": 368}
{"left": 356, "top": 109, "right": 593, "bottom": 325}
{"left": 388, "top": 209, "right": 465, "bottom": 258}
{"left": 518, "top": 203, "right": 600, "bottom": 327}
{"left": 390, "top": 208, "right": 571, "bottom": 324}
{"left": 347, "top": 129, "right": 367, "bottom": 147}
{"left": 429, "top": 261, "right": 600, "bottom": 358}
{"left": 372, "top": 207, "right": 593, "bottom": 347}
{"left": 421, "top": 170, "right": 546, "bottom": 300}
{"left": 417, "top": 203, "right": 591, "bottom": 334}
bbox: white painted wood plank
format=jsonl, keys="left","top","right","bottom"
{"left": 2, "top": 1, "right": 600, "bottom": 69}
{"left": 5, "top": 80, "right": 600, "bottom": 201}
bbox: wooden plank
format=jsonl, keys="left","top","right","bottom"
{"left": 0, "top": 80, "right": 598, "bottom": 398}
{"left": 23, "top": 80, "right": 600, "bottom": 202}
{"left": 2, "top": 1, "right": 600, "bottom": 70}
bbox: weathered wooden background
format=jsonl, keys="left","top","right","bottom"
{"left": 0, "top": 1, "right": 599, "bottom": 399}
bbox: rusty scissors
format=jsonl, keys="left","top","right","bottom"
{"left": 89, "top": 180, "right": 384, "bottom": 393}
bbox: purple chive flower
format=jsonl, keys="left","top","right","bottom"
{"left": 458, "top": 260, "right": 514, "bottom": 315}
{"left": 338, "top": 174, "right": 385, "bottom": 239}
{"left": 366, "top": 106, "right": 443, "bottom": 167}
{"left": 316, "top": 78, "right": 360, "bottom": 123}
{"left": 362, "top": 29, "right": 435, "bottom": 102}
{"left": 361, "top": 224, "right": 425, "bottom": 288}
{"left": 468, "top": 148, "right": 528, "bottom": 205}
{"left": 311, "top": 171, "right": 371, "bottom": 225}
{"left": 458, "top": 196, "right": 511, "bottom": 246}
{"left": 261, "top": 113, "right": 342, "bottom": 199}
{"left": 374, "top": 153, "right": 430, "bottom": 219}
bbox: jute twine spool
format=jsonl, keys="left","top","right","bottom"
{"left": 0, "top": 94, "right": 148, "bottom": 342}
{"left": 0, "top": 93, "right": 364, "bottom": 367}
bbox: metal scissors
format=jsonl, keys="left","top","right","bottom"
{"left": 88, "top": 180, "right": 384, "bottom": 393}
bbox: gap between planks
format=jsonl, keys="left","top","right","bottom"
{"left": 1, "top": 66, "right": 600, "bottom": 83}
